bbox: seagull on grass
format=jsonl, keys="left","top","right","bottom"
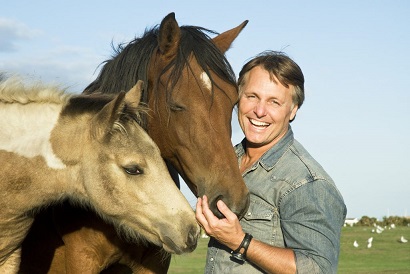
{"left": 399, "top": 236, "right": 408, "bottom": 243}
{"left": 367, "top": 237, "right": 373, "bottom": 248}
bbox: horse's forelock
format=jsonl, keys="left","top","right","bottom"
{"left": 160, "top": 26, "right": 237, "bottom": 109}
{"left": 179, "top": 26, "right": 237, "bottom": 87}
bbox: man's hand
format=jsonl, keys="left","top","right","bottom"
{"left": 195, "top": 195, "right": 245, "bottom": 250}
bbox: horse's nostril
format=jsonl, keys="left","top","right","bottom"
{"left": 210, "top": 195, "right": 225, "bottom": 219}
{"left": 210, "top": 194, "right": 250, "bottom": 219}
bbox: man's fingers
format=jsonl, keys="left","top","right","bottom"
{"left": 217, "top": 199, "right": 238, "bottom": 222}
{"left": 196, "top": 196, "right": 213, "bottom": 231}
{"left": 201, "top": 195, "right": 216, "bottom": 219}
{"left": 196, "top": 197, "right": 205, "bottom": 216}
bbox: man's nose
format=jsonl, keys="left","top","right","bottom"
{"left": 254, "top": 100, "right": 267, "bottom": 117}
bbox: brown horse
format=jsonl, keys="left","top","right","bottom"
{"left": 0, "top": 78, "right": 199, "bottom": 273}
{"left": 20, "top": 13, "right": 250, "bottom": 273}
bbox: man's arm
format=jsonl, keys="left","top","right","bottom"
{"left": 196, "top": 195, "right": 297, "bottom": 274}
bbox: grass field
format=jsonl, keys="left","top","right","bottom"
{"left": 168, "top": 226, "right": 410, "bottom": 273}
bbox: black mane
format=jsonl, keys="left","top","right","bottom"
{"left": 83, "top": 25, "right": 237, "bottom": 101}
{"left": 63, "top": 94, "right": 144, "bottom": 127}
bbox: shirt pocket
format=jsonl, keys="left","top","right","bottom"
{"left": 241, "top": 197, "right": 279, "bottom": 246}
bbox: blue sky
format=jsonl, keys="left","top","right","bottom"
{"left": 1, "top": 1, "right": 409, "bottom": 219}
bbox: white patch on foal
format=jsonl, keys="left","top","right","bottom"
{"left": 200, "top": 71, "right": 212, "bottom": 91}
{"left": 0, "top": 103, "right": 66, "bottom": 169}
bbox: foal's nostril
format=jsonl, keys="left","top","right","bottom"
{"left": 186, "top": 225, "right": 199, "bottom": 251}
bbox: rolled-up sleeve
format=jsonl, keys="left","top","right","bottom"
{"left": 279, "top": 180, "right": 347, "bottom": 274}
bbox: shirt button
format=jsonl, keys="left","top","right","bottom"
{"left": 210, "top": 257, "right": 214, "bottom": 261}
{"left": 247, "top": 212, "right": 252, "bottom": 216}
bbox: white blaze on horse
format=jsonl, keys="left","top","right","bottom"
{"left": 0, "top": 78, "right": 199, "bottom": 273}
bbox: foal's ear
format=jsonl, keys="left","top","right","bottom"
{"left": 158, "top": 12, "right": 181, "bottom": 60}
{"left": 125, "top": 80, "right": 143, "bottom": 108}
{"left": 212, "top": 20, "right": 248, "bottom": 54}
{"left": 91, "top": 91, "right": 127, "bottom": 141}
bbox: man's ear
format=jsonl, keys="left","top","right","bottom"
{"left": 290, "top": 105, "right": 298, "bottom": 122}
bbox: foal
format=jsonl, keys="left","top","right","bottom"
{"left": 0, "top": 79, "right": 199, "bottom": 273}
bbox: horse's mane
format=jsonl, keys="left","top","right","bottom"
{"left": 0, "top": 75, "right": 72, "bottom": 105}
{"left": 83, "top": 25, "right": 237, "bottom": 100}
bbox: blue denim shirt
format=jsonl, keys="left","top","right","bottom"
{"left": 205, "top": 127, "right": 347, "bottom": 274}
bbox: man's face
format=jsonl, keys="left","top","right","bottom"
{"left": 238, "top": 66, "right": 298, "bottom": 149}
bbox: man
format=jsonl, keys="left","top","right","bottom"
{"left": 196, "top": 51, "right": 347, "bottom": 274}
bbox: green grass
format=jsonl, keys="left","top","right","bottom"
{"left": 168, "top": 226, "right": 410, "bottom": 273}
{"left": 339, "top": 226, "right": 410, "bottom": 273}
{"left": 168, "top": 236, "right": 208, "bottom": 274}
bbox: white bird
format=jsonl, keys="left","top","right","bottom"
{"left": 376, "top": 225, "right": 384, "bottom": 234}
{"left": 353, "top": 240, "right": 359, "bottom": 247}
{"left": 399, "top": 236, "right": 408, "bottom": 243}
{"left": 368, "top": 237, "right": 373, "bottom": 244}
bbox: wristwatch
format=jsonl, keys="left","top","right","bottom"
{"left": 230, "top": 233, "right": 253, "bottom": 261}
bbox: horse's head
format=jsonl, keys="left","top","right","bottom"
{"left": 146, "top": 13, "right": 250, "bottom": 218}
{"left": 55, "top": 81, "right": 199, "bottom": 254}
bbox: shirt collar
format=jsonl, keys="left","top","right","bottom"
{"left": 235, "top": 126, "right": 294, "bottom": 171}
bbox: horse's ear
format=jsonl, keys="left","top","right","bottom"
{"left": 91, "top": 91, "right": 126, "bottom": 141}
{"left": 212, "top": 20, "right": 248, "bottom": 53}
{"left": 125, "top": 80, "right": 144, "bottom": 108}
{"left": 158, "top": 12, "right": 181, "bottom": 60}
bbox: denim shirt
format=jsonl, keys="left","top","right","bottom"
{"left": 205, "top": 128, "right": 347, "bottom": 274}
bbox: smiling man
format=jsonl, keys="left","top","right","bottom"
{"left": 196, "top": 51, "right": 347, "bottom": 274}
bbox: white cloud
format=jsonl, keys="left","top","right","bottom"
{"left": 0, "top": 17, "right": 42, "bottom": 52}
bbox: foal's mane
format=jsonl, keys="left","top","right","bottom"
{"left": 83, "top": 25, "right": 237, "bottom": 102}
{"left": 0, "top": 76, "right": 71, "bottom": 105}
{"left": 63, "top": 93, "right": 146, "bottom": 128}
{"left": 0, "top": 75, "right": 145, "bottom": 127}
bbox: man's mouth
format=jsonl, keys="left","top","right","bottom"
{"left": 249, "top": 118, "right": 270, "bottom": 128}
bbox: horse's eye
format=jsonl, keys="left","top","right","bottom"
{"left": 169, "top": 100, "right": 186, "bottom": 111}
{"left": 170, "top": 105, "right": 185, "bottom": 111}
{"left": 123, "top": 165, "right": 143, "bottom": 175}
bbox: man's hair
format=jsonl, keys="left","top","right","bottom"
{"left": 238, "top": 51, "right": 305, "bottom": 109}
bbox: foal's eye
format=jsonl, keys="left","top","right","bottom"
{"left": 123, "top": 165, "right": 143, "bottom": 175}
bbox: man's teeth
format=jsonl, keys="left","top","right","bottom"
{"left": 250, "top": 119, "right": 269, "bottom": 126}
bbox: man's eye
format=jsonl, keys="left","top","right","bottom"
{"left": 269, "top": 100, "right": 280, "bottom": 106}
{"left": 123, "top": 165, "right": 143, "bottom": 175}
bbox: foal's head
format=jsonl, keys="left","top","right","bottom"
{"left": 54, "top": 81, "right": 199, "bottom": 253}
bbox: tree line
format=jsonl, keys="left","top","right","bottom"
{"left": 357, "top": 215, "right": 409, "bottom": 226}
